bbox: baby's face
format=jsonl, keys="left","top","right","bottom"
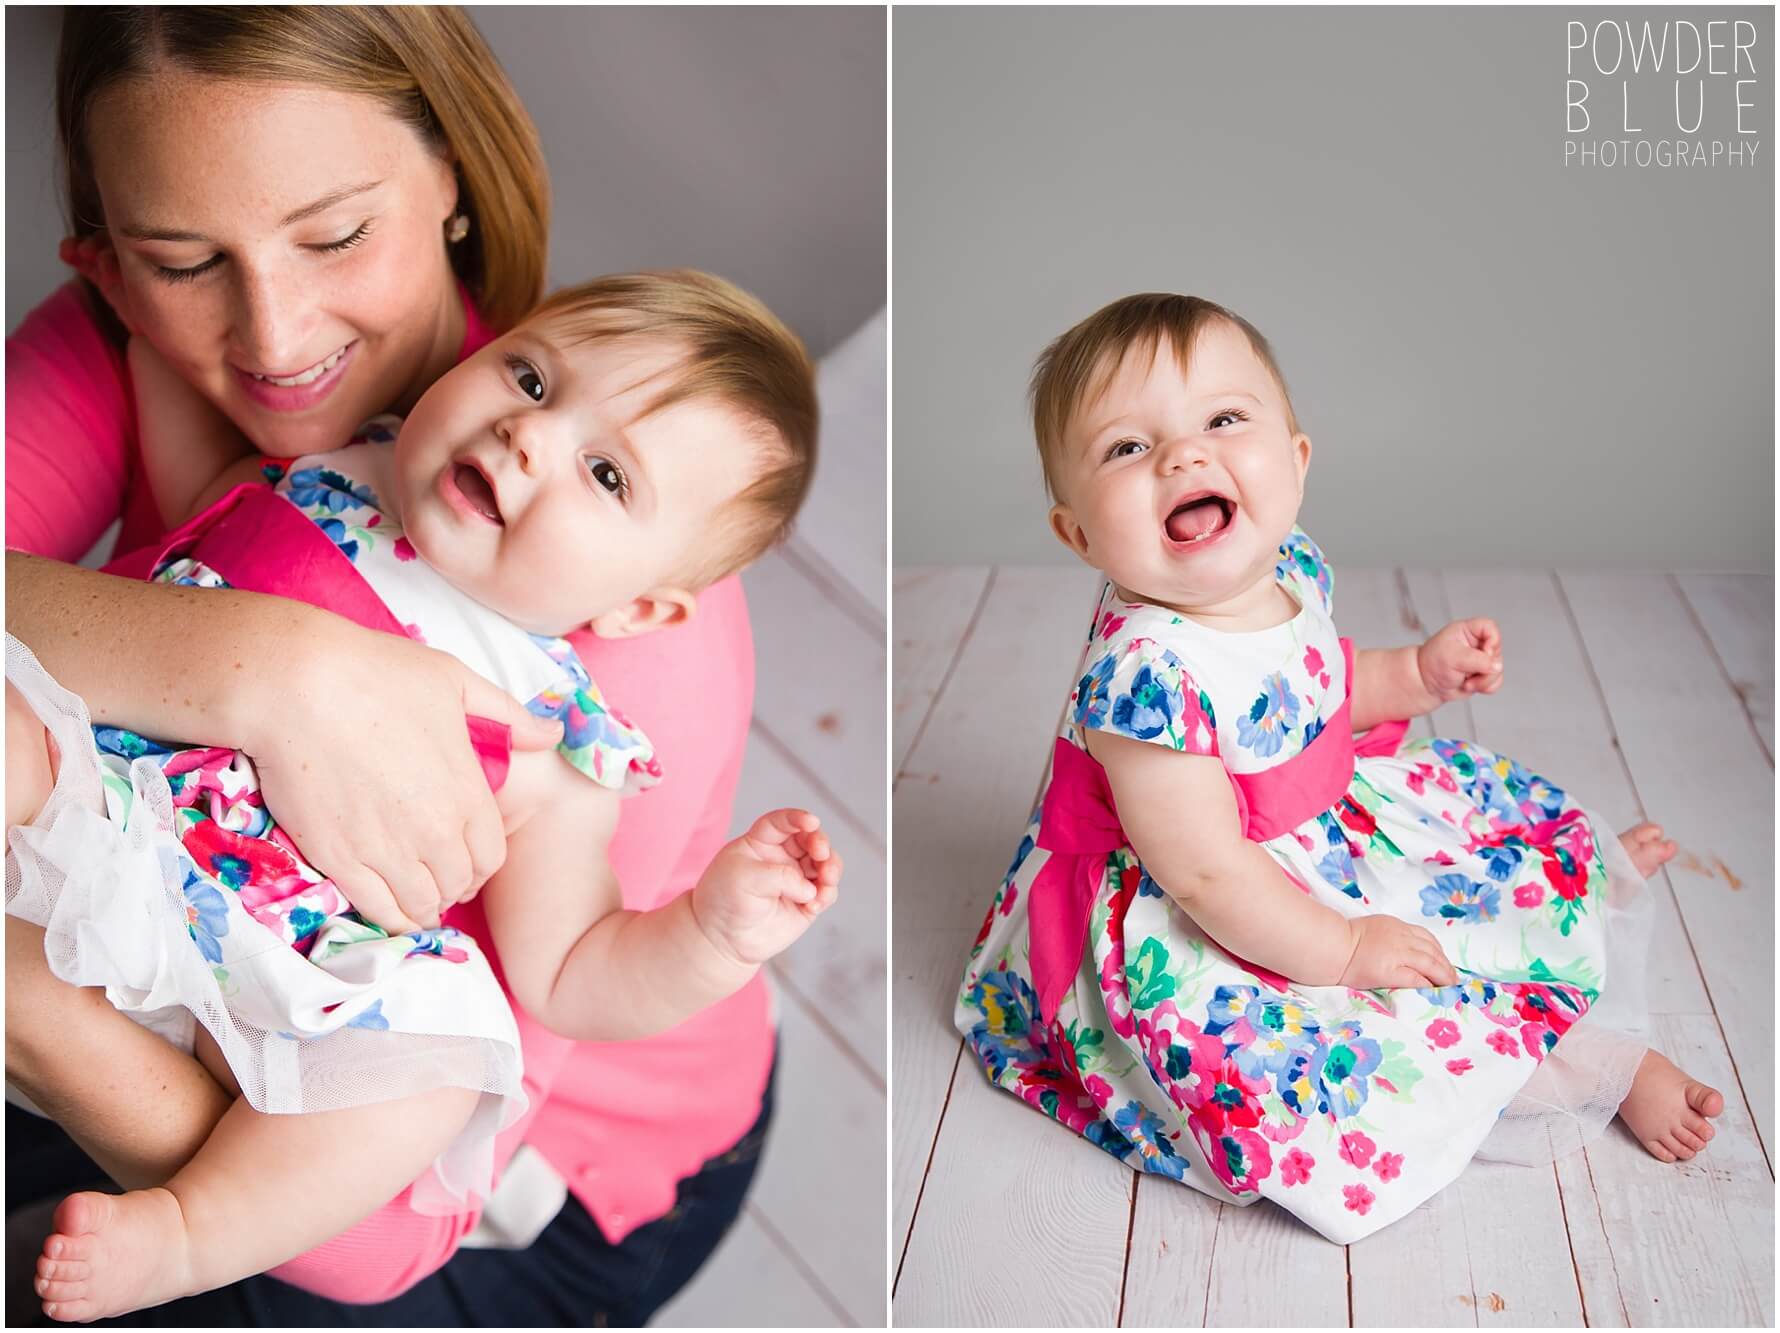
{"left": 393, "top": 316, "right": 762, "bottom": 635}
{"left": 1048, "top": 320, "right": 1311, "bottom": 617}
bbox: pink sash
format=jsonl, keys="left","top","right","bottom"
{"left": 104, "top": 483, "right": 513, "bottom": 789}
{"left": 1027, "top": 635, "right": 1408, "bottom": 1019}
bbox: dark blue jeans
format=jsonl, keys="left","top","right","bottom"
{"left": 6, "top": 1060, "right": 775, "bottom": 1327}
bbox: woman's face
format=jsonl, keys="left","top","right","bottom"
{"left": 86, "top": 71, "right": 464, "bottom": 459}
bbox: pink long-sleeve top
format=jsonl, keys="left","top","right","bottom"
{"left": 5, "top": 282, "right": 775, "bottom": 1301}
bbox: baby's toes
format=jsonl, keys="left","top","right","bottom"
{"left": 1674, "top": 1125, "right": 1707, "bottom": 1154}
{"left": 40, "top": 1231, "right": 96, "bottom": 1266}
{"left": 1643, "top": 1136, "right": 1676, "bottom": 1163}
{"left": 1684, "top": 1082, "right": 1725, "bottom": 1118}
{"left": 36, "top": 1255, "right": 90, "bottom": 1285}
{"left": 41, "top": 1294, "right": 99, "bottom": 1325}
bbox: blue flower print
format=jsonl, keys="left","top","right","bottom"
{"left": 1307, "top": 1022, "right": 1383, "bottom": 1119}
{"left": 1074, "top": 655, "right": 1116, "bottom": 730}
{"left": 181, "top": 870, "right": 231, "bottom": 965}
{"left": 346, "top": 999, "right": 390, "bottom": 1031}
{"left": 1236, "top": 672, "right": 1300, "bottom": 758}
{"left": 1476, "top": 841, "right": 1526, "bottom": 883}
{"left": 314, "top": 516, "right": 360, "bottom": 563}
{"left": 1314, "top": 814, "right": 1361, "bottom": 899}
{"left": 1111, "top": 664, "right": 1180, "bottom": 741}
{"left": 962, "top": 970, "right": 1040, "bottom": 1079}
{"left": 94, "top": 727, "right": 175, "bottom": 762}
{"left": 284, "top": 467, "right": 380, "bottom": 516}
{"left": 1207, "top": 985, "right": 1322, "bottom": 1082}
{"left": 1113, "top": 1100, "right": 1190, "bottom": 1179}
{"left": 1420, "top": 874, "right": 1501, "bottom": 924}
{"left": 1136, "top": 870, "right": 1165, "bottom": 899}
{"left": 1002, "top": 834, "right": 1036, "bottom": 887}
{"left": 287, "top": 906, "right": 327, "bottom": 943}
{"left": 1416, "top": 973, "right": 1499, "bottom": 1010}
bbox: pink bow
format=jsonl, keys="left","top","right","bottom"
{"left": 1029, "top": 738, "right": 1127, "bottom": 1021}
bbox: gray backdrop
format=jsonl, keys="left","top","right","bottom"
{"left": 894, "top": 6, "right": 1773, "bottom": 569}
{"left": 6, "top": 5, "right": 885, "bottom": 356}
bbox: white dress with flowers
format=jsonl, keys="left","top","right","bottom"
{"left": 6, "top": 420, "right": 660, "bottom": 1214}
{"left": 956, "top": 527, "right": 1652, "bottom": 1243}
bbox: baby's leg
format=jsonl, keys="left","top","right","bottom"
{"left": 6, "top": 680, "right": 57, "bottom": 829}
{"left": 34, "top": 1083, "right": 479, "bottom": 1321}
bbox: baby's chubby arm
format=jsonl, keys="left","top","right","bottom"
{"left": 1351, "top": 618, "right": 1503, "bottom": 732}
{"left": 1085, "top": 729, "right": 1457, "bottom": 989}
{"left": 481, "top": 758, "right": 841, "bottom": 1041}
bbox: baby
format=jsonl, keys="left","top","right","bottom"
{"left": 956, "top": 293, "right": 1722, "bottom": 1243}
{"left": 8, "top": 270, "right": 842, "bottom": 1318}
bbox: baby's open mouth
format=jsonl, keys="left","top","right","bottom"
{"left": 452, "top": 462, "right": 504, "bottom": 525}
{"left": 1164, "top": 494, "right": 1233, "bottom": 545}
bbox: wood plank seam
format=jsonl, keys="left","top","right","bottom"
{"left": 891, "top": 1038, "right": 964, "bottom": 1295}
{"left": 745, "top": 1199, "right": 860, "bottom": 1327}
{"left": 769, "top": 959, "right": 885, "bottom": 1093}
{"left": 751, "top": 717, "right": 885, "bottom": 858}
{"left": 894, "top": 566, "right": 997, "bottom": 780}
{"left": 1671, "top": 572, "right": 1773, "bottom": 769}
{"left": 1550, "top": 1158, "right": 1592, "bottom": 1327}
{"left": 1201, "top": 1206, "right": 1223, "bottom": 1327}
{"left": 779, "top": 536, "right": 887, "bottom": 645}
{"left": 1115, "top": 1174, "right": 1139, "bottom": 1327}
{"left": 1550, "top": 571, "right": 1773, "bottom": 1174}
{"left": 1577, "top": 1146, "right": 1632, "bottom": 1326}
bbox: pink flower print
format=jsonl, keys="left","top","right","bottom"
{"left": 1337, "top": 1130, "right": 1376, "bottom": 1169}
{"left": 393, "top": 536, "right": 418, "bottom": 562}
{"left": 1446, "top": 1057, "right": 1473, "bottom": 1075}
{"left": 999, "top": 884, "right": 1020, "bottom": 916}
{"left": 403, "top": 623, "right": 427, "bottom": 642}
{"left": 1373, "top": 1151, "right": 1403, "bottom": 1182}
{"left": 1486, "top": 1028, "right": 1521, "bottom": 1058}
{"left": 1343, "top": 1184, "right": 1375, "bottom": 1215}
{"left": 1425, "top": 1018, "right": 1461, "bottom": 1050}
{"left": 1304, "top": 645, "right": 1325, "bottom": 676}
{"left": 1514, "top": 883, "right": 1544, "bottom": 909}
{"left": 1281, "top": 1148, "right": 1315, "bottom": 1187}
{"left": 1099, "top": 612, "right": 1127, "bottom": 640}
{"left": 1427, "top": 849, "right": 1456, "bottom": 865}
{"left": 1084, "top": 1075, "right": 1115, "bottom": 1109}
{"left": 1297, "top": 832, "right": 1317, "bottom": 851}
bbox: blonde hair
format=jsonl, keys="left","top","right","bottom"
{"left": 531, "top": 270, "right": 819, "bottom": 585}
{"left": 1030, "top": 293, "right": 1300, "bottom": 501}
{"left": 56, "top": 6, "right": 549, "bottom": 333}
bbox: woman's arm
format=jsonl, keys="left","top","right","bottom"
{"left": 7, "top": 553, "right": 563, "bottom": 930}
{"left": 1086, "top": 729, "right": 1457, "bottom": 988}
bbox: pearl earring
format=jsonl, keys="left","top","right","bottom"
{"left": 446, "top": 213, "right": 470, "bottom": 244}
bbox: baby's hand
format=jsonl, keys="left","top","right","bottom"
{"left": 1416, "top": 617, "right": 1504, "bottom": 704}
{"left": 1338, "top": 914, "right": 1458, "bottom": 990}
{"left": 690, "top": 809, "right": 842, "bottom": 968}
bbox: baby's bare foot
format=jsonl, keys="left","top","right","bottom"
{"left": 1619, "top": 822, "right": 1677, "bottom": 879}
{"left": 1617, "top": 1048, "right": 1725, "bottom": 1162}
{"left": 36, "top": 1188, "right": 194, "bottom": 1322}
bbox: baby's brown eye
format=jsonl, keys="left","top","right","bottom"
{"left": 1107, "top": 439, "right": 1148, "bottom": 460}
{"left": 586, "top": 457, "right": 627, "bottom": 497}
{"left": 506, "top": 356, "right": 545, "bottom": 401}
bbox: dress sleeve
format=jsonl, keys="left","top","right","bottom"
{"left": 4, "top": 283, "right": 135, "bottom": 560}
{"left": 1073, "top": 631, "right": 1218, "bottom": 756}
{"left": 1275, "top": 526, "right": 1334, "bottom": 618}
{"left": 525, "top": 637, "right": 661, "bottom": 794}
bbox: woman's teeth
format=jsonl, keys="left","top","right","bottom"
{"left": 249, "top": 345, "right": 348, "bottom": 387}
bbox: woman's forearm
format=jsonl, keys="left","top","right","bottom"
{"left": 1351, "top": 645, "right": 1438, "bottom": 732}
{"left": 6, "top": 919, "right": 231, "bottom": 1191}
{"left": 1166, "top": 843, "right": 1358, "bottom": 985}
{"left": 6, "top": 551, "right": 313, "bottom": 745}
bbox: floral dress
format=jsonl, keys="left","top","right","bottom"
{"left": 5, "top": 420, "right": 659, "bottom": 1214}
{"left": 956, "top": 527, "right": 1652, "bottom": 1243}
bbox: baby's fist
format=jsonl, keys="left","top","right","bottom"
{"left": 691, "top": 809, "right": 842, "bottom": 969}
{"left": 1417, "top": 618, "right": 1503, "bottom": 704}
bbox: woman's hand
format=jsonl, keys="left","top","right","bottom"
{"left": 241, "top": 619, "right": 564, "bottom": 934}
{"left": 59, "top": 233, "right": 139, "bottom": 335}
{"left": 1337, "top": 914, "right": 1459, "bottom": 990}
{"left": 1416, "top": 618, "right": 1504, "bottom": 704}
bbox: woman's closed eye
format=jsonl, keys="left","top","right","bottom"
{"left": 149, "top": 221, "right": 376, "bottom": 286}
{"left": 585, "top": 456, "right": 629, "bottom": 501}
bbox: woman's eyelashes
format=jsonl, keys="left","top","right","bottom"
{"left": 149, "top": 220, "right": 375, "bottom": 285}
{"left": 1100, "top": 408, "right": 1253, "bottom": 462}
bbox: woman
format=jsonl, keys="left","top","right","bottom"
{"left": 6, "top": 9, "right": 775, "bottom": 1323}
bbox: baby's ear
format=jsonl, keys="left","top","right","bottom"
{"left": 1049, "top": 502, "right": 1093, "bottom": 564}
{"left": 587, "top": 586, "right": 699, "bottom": 639}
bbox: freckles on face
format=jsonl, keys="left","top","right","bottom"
{"left": 86, "top": 72, "right": 460, "bottom": 456}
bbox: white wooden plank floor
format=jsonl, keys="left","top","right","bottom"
{"left": 656, "top": 314, "right": 887, "bottom": 1328}
{"left": 892, "top": 564, "right": 1774, "bottom": 1329}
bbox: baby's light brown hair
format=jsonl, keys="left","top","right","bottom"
{"left": 530, "top": 269, "right": 818, "bottom": 586}
{"left": 1030, "top": 293, "right": 1300, "bottom": 501}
